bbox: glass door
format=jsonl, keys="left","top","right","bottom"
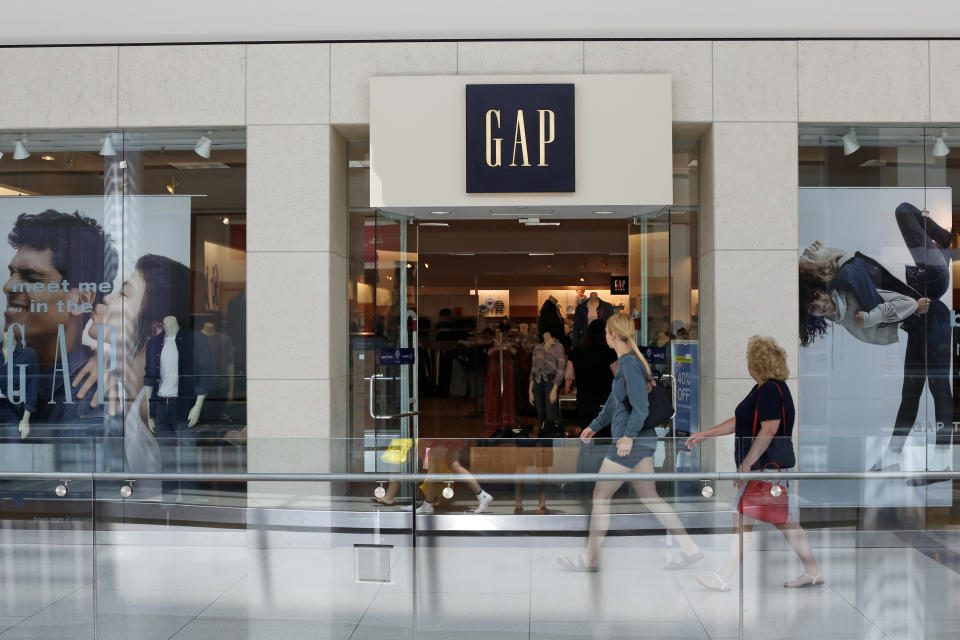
{"left": 348, "top": 209, "right": 418, "bottom": 477}
{"left": 629, "top": 209, "right": 701, "bottom": 493}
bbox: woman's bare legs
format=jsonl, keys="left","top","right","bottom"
{"left": 421, "top": 446, "right": 447, "bottom": 503}
{"left": 699, "top": 511, "right": 823, "bottom": 589}
{"left": 697, "top": 512, "right": 753, "bottom": 590}
{"left": 776, "top": 515, "right": 824, "bottom": 586}
{"left": 630, "top": 457, "right": 701, "bottom": 557}
{"left": 583, "top": 457, "right": 627, "bottom": 566}
{"left": 445, "top": 448, "right": 483, "bottom": 495}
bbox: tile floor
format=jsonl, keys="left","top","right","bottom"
{"left": 0, "top": 529, "right": 958, "bottom": 639}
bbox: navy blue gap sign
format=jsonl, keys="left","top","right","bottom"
{"left": 465, "top": 84, "right": 575, "bottom": 193}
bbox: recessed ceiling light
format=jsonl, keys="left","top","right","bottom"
{"left": 529, "top": 252, "right": 555, "bottom": 256}
{"left": 40, "top": 155, "right": 55, "bottom": 161}
{"left": 221, "top": 216, "right": 230, "bottom": 225}
{"left": 348, "top": 160, "right": 370, "bottom": 168}
{"left": 419, "top": 222, "right": 449, "bottom": 227}
{"left": 452, "top": 252, "right": 475, "bottom": 256}
{"left": 593, "top": 210, "right": 614, "bottom": 215}
{"left": 580, "top": 277, "right": 585, "bottom": 282}
{"left": 430, "top": 210, "right": 452, "bottom": 216}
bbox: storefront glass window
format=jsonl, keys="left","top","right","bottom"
{"left": 798, "top": 125, "right": 957, "bottom": 502}
{"left": 0, "top": 129, "right": 247, "bottom": 499}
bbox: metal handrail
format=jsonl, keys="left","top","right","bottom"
{"left": 1, "top": 470, "right": 959, "bottom": 483}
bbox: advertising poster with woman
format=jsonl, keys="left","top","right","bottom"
{"left": 798, "top": 187, "right": 955, "bottom": 506}
{"left": 0, "top": 196, "right": 192, "bottom": 484}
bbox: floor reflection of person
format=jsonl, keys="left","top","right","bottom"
{"left": 405, "top": 441, "right": 493, "bottom": 515}
{"left": 799, "top": 203, "right": 953, "bottom": 471}
{"left": 557, "top": 313, "right": 702, "bottom": 572}
{"left": 687, "top": 336, "right": 824, "bottom": 591}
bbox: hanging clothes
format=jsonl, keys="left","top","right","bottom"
{"left": 484, "top": 351, "right": 516, "bottom": 434}
{"left": 514, "top": 343, "right": 535, "bottom": 416}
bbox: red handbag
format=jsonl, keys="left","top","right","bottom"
{"left": 737, "top": 383, "right": 789, "bottom": 525}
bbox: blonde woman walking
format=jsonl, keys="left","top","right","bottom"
{"left": 558, "top": 313, "right": 703, "bottom": 572}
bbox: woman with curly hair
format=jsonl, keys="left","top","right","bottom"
{"left": 686, "top": 336, "right": 824, "bottom": 591}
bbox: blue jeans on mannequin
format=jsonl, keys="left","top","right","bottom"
{"left": 154, "top": 399, "right": 197, "bottom": 500}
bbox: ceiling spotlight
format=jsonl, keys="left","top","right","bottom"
{"left": 580, "top": 277, "right": 585, "bottom": 282}
{"left": 841, "top": 127, "right": 860, "bottom": 156}
{"left": 221, "top": 216, "right": 230, "bottom": 225}
{"left": 194, "top": 132, "right": 213, "bottom": 159}
{"left": 932, "top": 128, "right": 950, "bottom": 158}
{"left": 40, "top": 155, "right": 55, "bottom": 162}
{"left": 165, "top": 178, "right": 181, "bottom": 195}
{"left": 13, "top": 136, "right": 29, "bottom": 161}
{"left": 99, "top": 134, "right": 117, "bottom": 157}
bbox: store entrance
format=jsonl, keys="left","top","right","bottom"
{"left": 348, "top": 209, "right": 700, "bottom": 489}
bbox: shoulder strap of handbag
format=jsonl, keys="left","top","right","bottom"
{"left": 752, "top": 381, "right": 786, "bottom": 438}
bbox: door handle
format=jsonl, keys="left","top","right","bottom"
{"left": 368, "top": 373, "right": 421, "bottom": 420}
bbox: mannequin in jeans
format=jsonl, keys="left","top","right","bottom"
{"left": 144, "top": 316, "right": 208, "bottom": 500}
{"left": 521, "top": 329, "right": 565, "bottom": 513}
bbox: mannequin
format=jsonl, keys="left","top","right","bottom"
{"left": 522, "top": 329, "right": 566, "bottom": 513}
{"left": 200, "top": 320, "right": 234, "bottom": 422}
{"left": 573, "top": 292, "right": 614, "bottom": 347}
{"left": 144, "top": 316, "right": 206, "bottom": 431}
{"left": 0, "top": 325, "right": 38, "bottom": 440}
{"left": 143, "top": 315, "right": 212, "bottom": 499}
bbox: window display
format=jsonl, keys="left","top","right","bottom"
{"left": 0, "top": 129, "right": 247, "bottom": 491}
{"left": 798, "top": 125, "right": 958, "bottom": 505}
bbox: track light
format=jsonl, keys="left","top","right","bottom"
{"left": 842, "top": 128, "right": 860, "bottom": 156}
{"left": 99, "top": 134, "right": 117, "bottom": 157}
{"left": 194, "top": 133, "right": 213, "bottom": 158}
{"left": 166, "top": 178, "right": 181, "bottom": 195}
{"left": 932, "top": 128, "right": 950, "bottom": 158}
{"left": 13, "top": 136, "right": 29, "bottom": 161}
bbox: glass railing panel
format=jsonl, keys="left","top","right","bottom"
{"left": 737, "top": 436, "right": 960, "bottom": 640}
{"left": 401, "top": 437, "right": 739, "bottom": 639}
{"left": 0, "top": 436, "right": 94, "bottom": 638}
{"left": 90, "top": 437, "right": 413, "bottom": 640}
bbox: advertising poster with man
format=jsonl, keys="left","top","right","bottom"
{"left": 0, "top": 196, "right": 191, "bottom": 479}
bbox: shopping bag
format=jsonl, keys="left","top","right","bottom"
{"left": 382, "top": 438, "right": 414, "bottom": 464}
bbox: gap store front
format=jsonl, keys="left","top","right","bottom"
{"left": 0, "top": 35, "right": 958, "bottom": 640}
